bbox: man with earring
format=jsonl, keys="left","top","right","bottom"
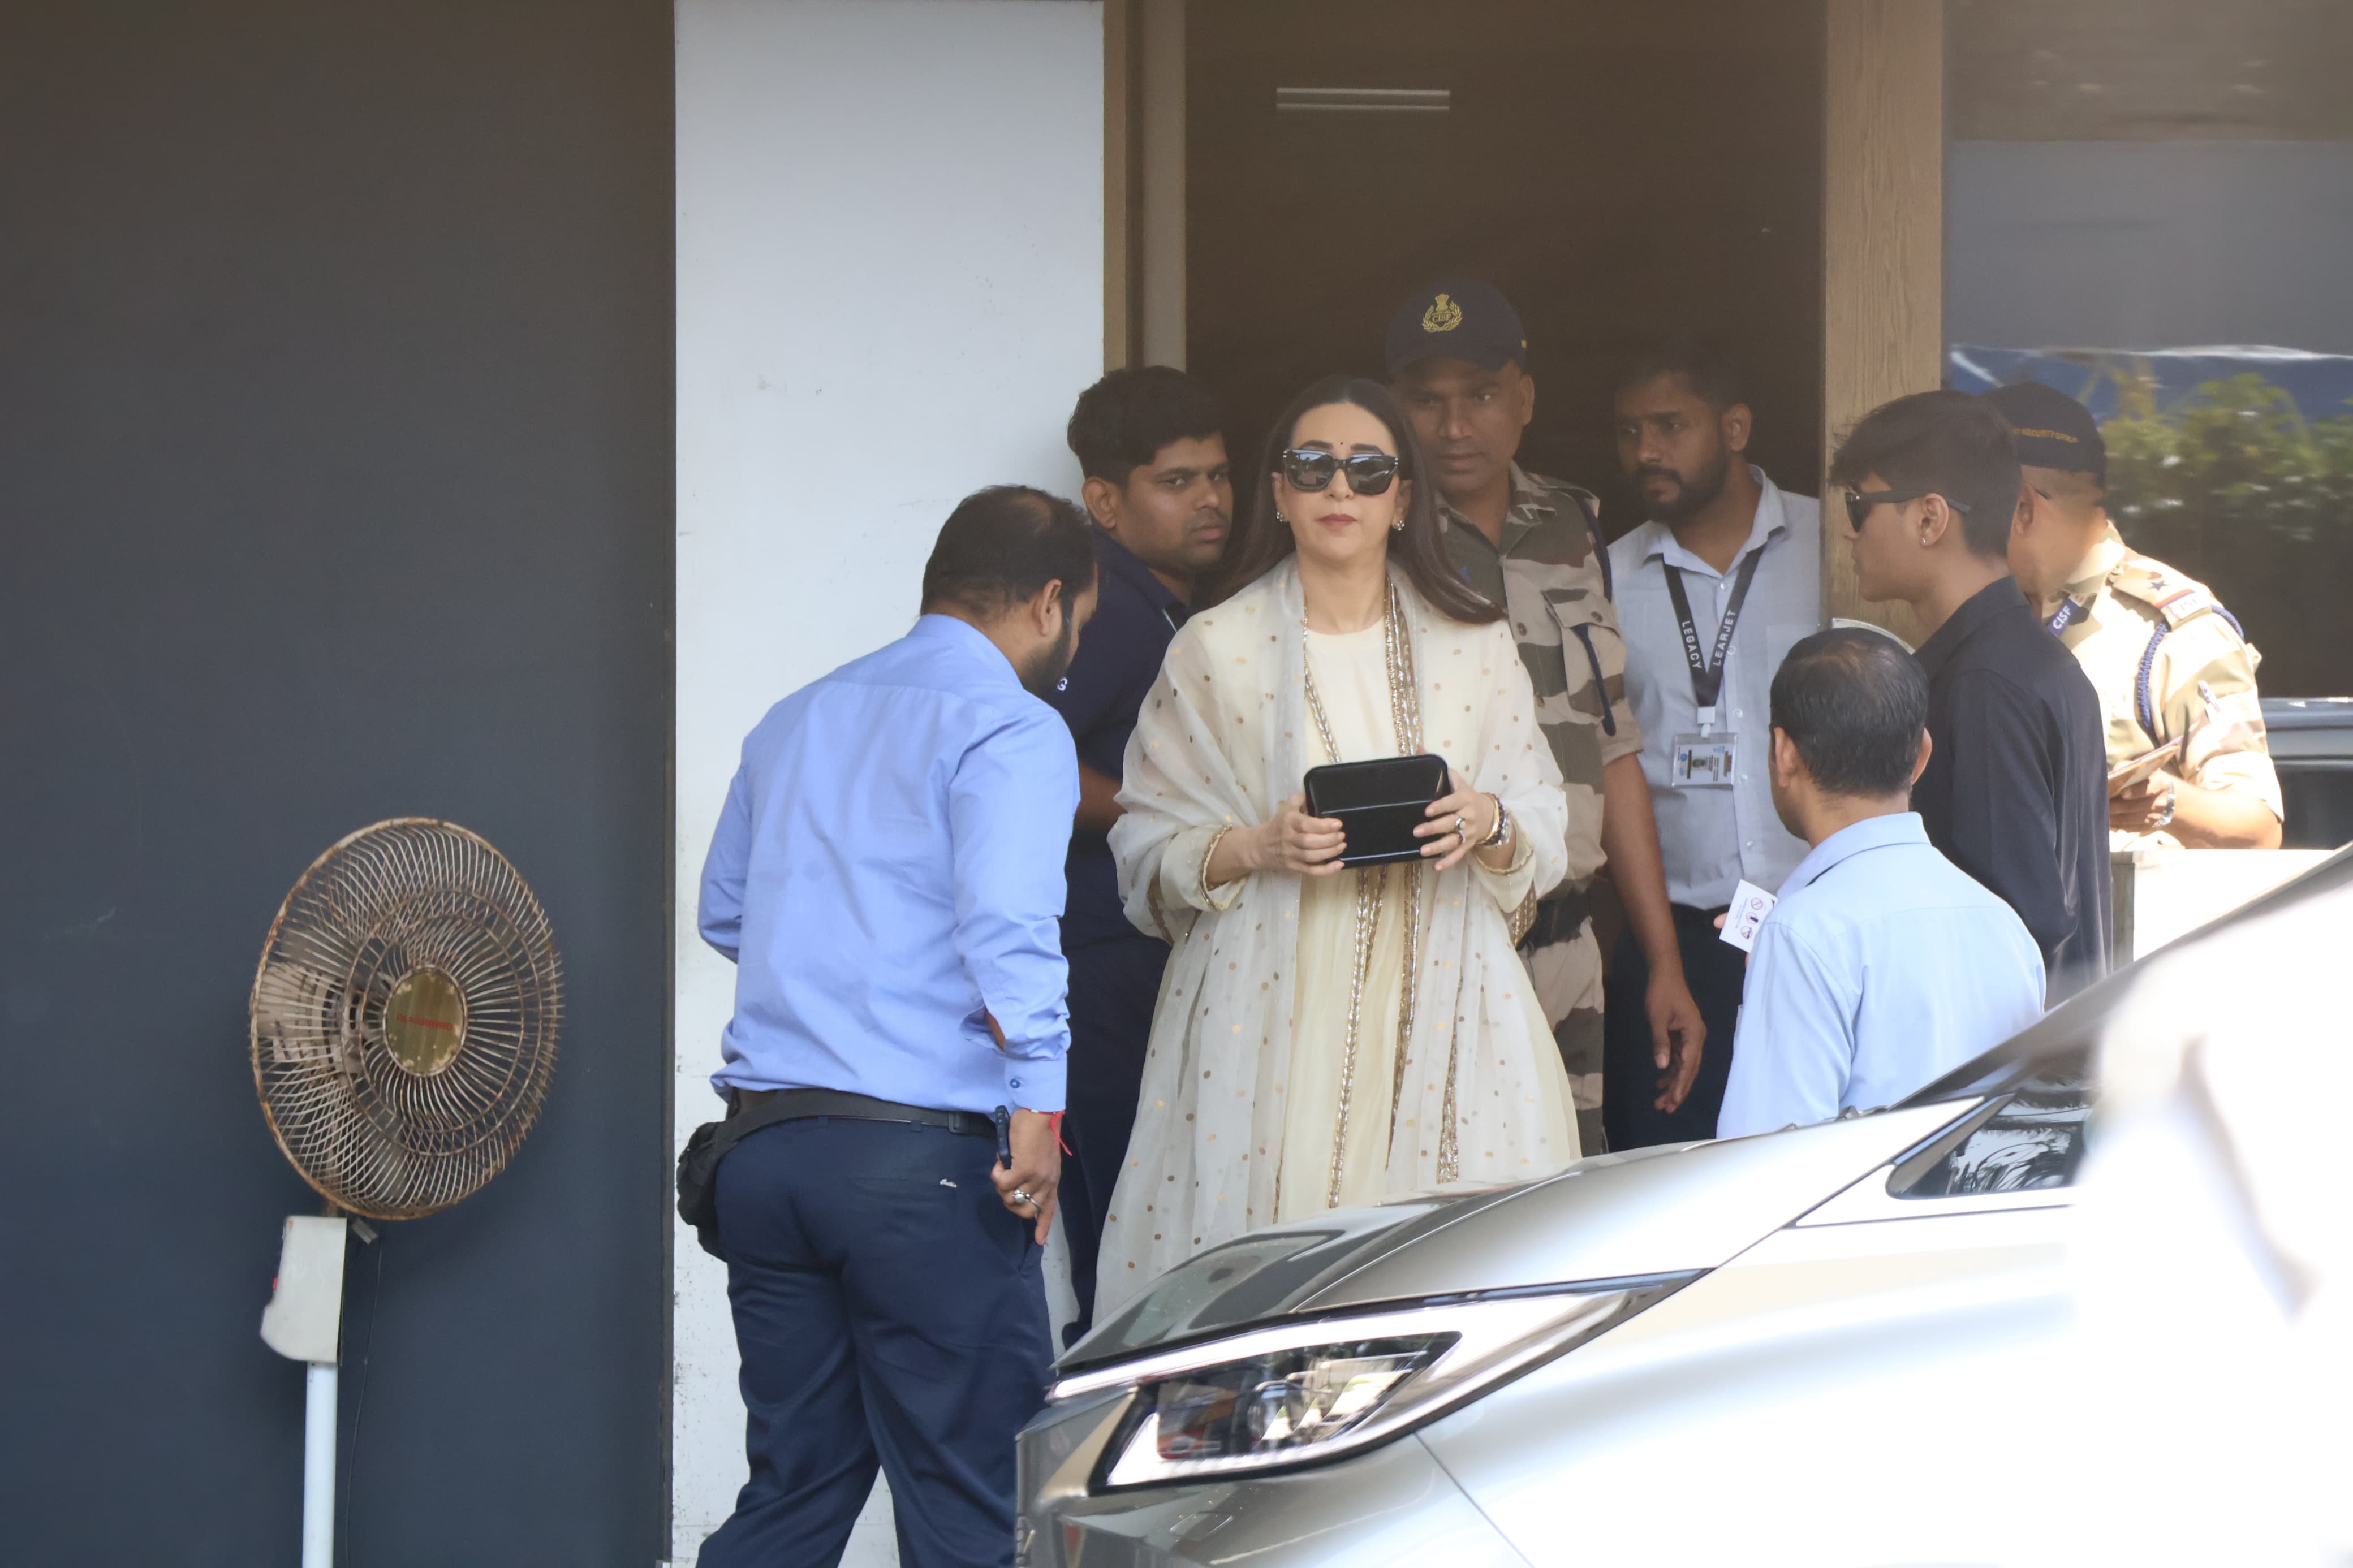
{"left": 1830, "top": 390, "right": 2110, "bottom": 1000}
{"left": 1387, "top": 278, "right": 1705, "bottom": 1156}
{"left": 1049, "top": 366, "right": 1232, "bottom": 1339}
{"left": 1602, "top": 338, "right": 1823, "bottom": 1146}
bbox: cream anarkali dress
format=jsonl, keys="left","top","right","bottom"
{"left": 1097, "top": 560, "right": 1580, "bottom": 1317}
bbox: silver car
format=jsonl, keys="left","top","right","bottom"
{"left": 1017, "top": 856, "right": 2345, "bottom": 1568}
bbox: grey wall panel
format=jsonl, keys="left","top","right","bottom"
{"left": 1948, "top": 140, "right": 2353, "bottom": 355}
{"left": 0, "top": 3, "right": 673, "bottom": 1562}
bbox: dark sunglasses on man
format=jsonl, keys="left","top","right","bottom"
{"left": 1281, "top": 448, "right": 1402, "bottom": 496}
{"left": 1842, "top": 487, "right": 1972, "bottom": 533}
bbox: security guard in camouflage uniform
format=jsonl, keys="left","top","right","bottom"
{"left": 1389, "top": 279, "right": 1706, "bottom": 1153}
{"left": 1989, "top": 381, "right": 2283, "bottom": 850}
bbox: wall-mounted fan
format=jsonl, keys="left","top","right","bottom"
{"left": 250, "top": 818, "right": 562, "bottom": 1567}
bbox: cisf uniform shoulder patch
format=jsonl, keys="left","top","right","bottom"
{"left": 2113, "top": 555, "right": 2222, "bottom": 630}
{"left": 2151, "top": 584, "right": 2220, "bottom": 628}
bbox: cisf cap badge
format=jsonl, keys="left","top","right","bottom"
{"left": 1421, "top": 292, "right": 1463, "bottom": 334}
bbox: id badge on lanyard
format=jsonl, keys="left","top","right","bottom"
{"left": 1665, "top": 550, "right": 1761, "bottom": 790}
{"left": 1670, "top": 724, "right": 1738, "bottom": 787}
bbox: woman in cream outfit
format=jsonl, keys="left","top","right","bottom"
{"left": 1097, "top": 376, "right": 1579, "bottom": 1317}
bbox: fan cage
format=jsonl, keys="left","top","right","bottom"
{"left": 251, "top": 818, "right": 562, "bottom": 1220}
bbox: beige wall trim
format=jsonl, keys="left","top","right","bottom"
{"left": 1104, "top": 0, "right": 1136, "bottom": 369}
{"left": 1822, "top": 0, "right": 1943, "bottom": 641}
{"left": 1136, "top": 0, "right": 1186, "bottom": 368}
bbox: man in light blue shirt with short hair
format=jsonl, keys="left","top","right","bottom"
{"left": 692, "top": 485, "right": 1097, "bottom": 1568}
{"left": 1718, "top": 628, "right": 2045, "bottom": 1138}
{"left": 700, "top": 612, "right": 1081, "bottom": 1115}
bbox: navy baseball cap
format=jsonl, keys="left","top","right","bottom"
{"left": 1385, "top": 277, "right": 1527, "bottom": 375}
{"left": 1984, "top": 381, "right": 2106, "bottom": 486}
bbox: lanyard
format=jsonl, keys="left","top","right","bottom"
{"left": 2045, "top": 597, "right": 2086, "bottom": 637}
{"left": 1662, "top": 547, "right": 1764, "bottom": 731}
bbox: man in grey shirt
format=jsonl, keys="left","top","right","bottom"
{"left": 1604, "top": 338, "right": 1823, "bottom": 1146}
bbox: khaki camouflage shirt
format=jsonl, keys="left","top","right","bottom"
{"left": 2046, "top": 523, "right": 2282, "bottom": 849}
{"left": 1441, "top": 464, "right": 1643, "bottom": 906}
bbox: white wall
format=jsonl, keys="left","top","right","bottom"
{"left": 674, "top": 2, "right": 1102, "bottom": 1561}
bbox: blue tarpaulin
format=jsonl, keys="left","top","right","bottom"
{"left": 1948, "top": 344, "right": 2353, "bottom": 424}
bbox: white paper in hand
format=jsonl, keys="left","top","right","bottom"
{"left": 1720, "top": 879, "right": 1778, "bottom": 952}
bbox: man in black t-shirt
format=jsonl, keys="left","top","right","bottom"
{"left": 1048, "top": 366, "right": 1233, "bottom": 1337}
{"left": 1829, "top": 390, "right": 2109, "bottom": 1000}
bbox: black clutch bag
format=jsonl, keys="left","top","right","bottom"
{"left": 1302, "top": 753, "right": 1449, "bottom": 869}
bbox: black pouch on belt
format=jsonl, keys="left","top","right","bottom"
{"left": 676, "top": 1088, "right": 1000, "bottom": 1257}
{"left": 676, "top": 1092, "right": 807, "bottom": 1259}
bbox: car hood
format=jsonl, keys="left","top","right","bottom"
{"left": 1061, "top": 1100, "right": 1972, "bottom": 1373}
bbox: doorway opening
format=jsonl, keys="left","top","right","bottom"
{"left": 1174, "top": 0, "right": 1828, "bottom": 537}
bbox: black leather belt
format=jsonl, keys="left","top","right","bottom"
{"left": 734, "top": 1086, "right": 994, "bottom": 1139}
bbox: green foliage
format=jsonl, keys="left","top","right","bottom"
{"left": 2097, "top": 368, "right": 2353, "bottom": 697}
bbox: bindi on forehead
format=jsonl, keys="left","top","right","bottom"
{"left": 1292, "top": 404, "right": 1391, "bottom": 447}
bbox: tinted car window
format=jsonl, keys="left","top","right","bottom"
{"left": 1897, "top": 1046, "right": 2093, "bottom": 1198}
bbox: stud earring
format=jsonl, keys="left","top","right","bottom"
{"left": 1391, "top": 518, "right": 1406, "bottom": 533}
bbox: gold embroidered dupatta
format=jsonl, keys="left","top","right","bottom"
{"left": 1098, "top": 561, "right": 1577, "bottom": 1318}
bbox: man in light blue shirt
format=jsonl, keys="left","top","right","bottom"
{"left": 700, "top": 600, "right": 1082, "bottom": 1120}
{"left": 1718, "top": 628, "right": 2045, "bottom": 1138}
{"left": 693, "top": 486, "right": 1097, "bottom": 1568}
{"left": 1604, "top": 338, "right": 1824, "bottom": 1146}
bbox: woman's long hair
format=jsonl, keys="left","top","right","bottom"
{"left": 1200, "top": 375, "right": 1503, "bottom": 626}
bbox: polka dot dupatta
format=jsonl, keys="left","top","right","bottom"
{"left": 1097, "top": 560, "right": 1579, "bottom": 1318}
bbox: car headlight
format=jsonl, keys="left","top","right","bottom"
{"left": 1052, "top": 1273, "right": 1695, "bottom": 1490}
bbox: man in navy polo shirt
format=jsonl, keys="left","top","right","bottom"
{"left": 1049, "top": 365, "right": 1233, "bottom": 1336}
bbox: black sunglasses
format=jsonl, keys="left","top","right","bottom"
{"left": 1843, "top": 487, "right": 1972, "bottom": 533}
{"left": 1279, "top": 448, "right": 1402, "bottom": 496}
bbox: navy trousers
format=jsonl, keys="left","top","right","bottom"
{"left": 1601, "top": 904, "right": 1748, "bottom": 1150}
{"left": 699, "top": 1116, "right": 1053, "bottom": 1568}
{"left": 1054, "top": 933, "right": 1166, "bottom": 1340}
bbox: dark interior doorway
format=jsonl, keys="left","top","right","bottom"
{"left": 1187, "top": 0, "right": 1827, "bottom": 537}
